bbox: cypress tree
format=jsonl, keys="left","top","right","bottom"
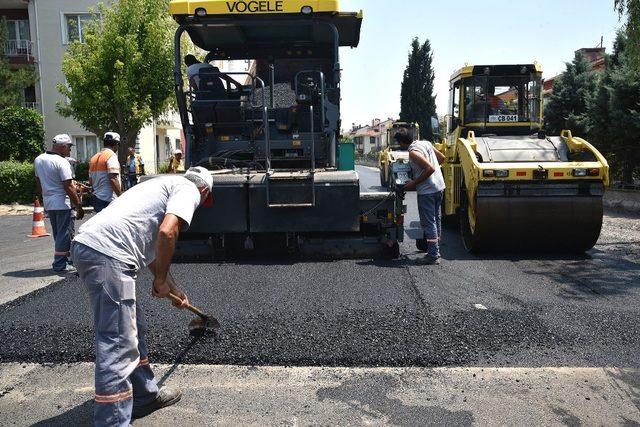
{"left": 544, "top": 52, "right": 597, "bottom": 135}
{"left": 399, "top": 38, "right": 437, "bottom": 140}
{"left": 587, "top": 31, "right": 640, "bottom": 184}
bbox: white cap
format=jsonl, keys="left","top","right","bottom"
{"left": 102, "top": 132, "right": 120, "bottom": 142}
{"left": 53, "top": 134, "right": 73, "bottom": 145}
{"left": 184, "top": 166, "right": 213, "bottom": 193}
{"left": 103, "top": 132, "right": 120, "bottom": 143}
{"left": 174, "top": 148, "right": 183, "bottom": 155}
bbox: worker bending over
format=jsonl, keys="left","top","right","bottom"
{"left": 72, "top": 167, "right": 213, "bottom": 426}
{"left": 89, "top": 132, "right": 122, "bottom": 212}
{"left": 395, "top": 128, "right": 446, "bottom": 265}
{"left": 34, "top": 134, "right": 85, "bottom": 272}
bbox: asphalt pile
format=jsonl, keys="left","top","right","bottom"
{"left": 254, "top": 84, "right": 297, "bottom": 108}
{"left": 1, "top": 261, "right": 636, "bottom": 368}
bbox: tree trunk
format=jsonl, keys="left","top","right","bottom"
{"left": 115, "top": 127, "right": 141, "bottom": 165}
{"left": 622, "top": 160, "right": 635, "bottom": 185}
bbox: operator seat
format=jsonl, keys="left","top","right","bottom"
{"left": 197, "top": 67, "right": 227, "bottom": 101}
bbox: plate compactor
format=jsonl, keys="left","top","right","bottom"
{"left": 439, "top": 63, "right": 609, "bottom": 252}
{"left": 168, "top": 0, "right": 404, "bottom": 258}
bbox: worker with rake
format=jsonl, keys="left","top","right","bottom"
{"left": 71, "top": 167, "right": 213, "bottom": 426}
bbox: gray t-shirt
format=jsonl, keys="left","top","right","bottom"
{"left": 408, "top": 140, "right": 446, "bottom": 195}
{"left": 74, "top": 176, "right": 201, "bottom": 270}
{"left": 34, "top": 152, "right": 73, "bottom": 211}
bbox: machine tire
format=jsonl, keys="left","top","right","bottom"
{"left": 459, "top": 186, "right": 482, "bottom": 253}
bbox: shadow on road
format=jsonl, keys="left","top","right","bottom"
{"left": 157, "top": 335, "right": 204, "bottom": 388}
{"left": 522, "top": 251, "right": 640, "bottom": 298}
{"left": 31, "top": 399, "right": 93, "bottom": 426}
{"left": 3, "top": 268, "right": 65, "bottom": 278}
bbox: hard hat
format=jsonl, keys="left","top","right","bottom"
{"left": 174, "top": 148, "right": 183, "bottom": 155}
{"left": 52, "top": 134, "right": 73, "bottom": 145}
{"left": 184, "top": 166, "right": 213, "bottom": 193}
{"left": 103, "top": 132, "right": 121, "bottom": 143}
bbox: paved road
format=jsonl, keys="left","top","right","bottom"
{"left": 0, "top": 166, "right": 639, "bottom": 424}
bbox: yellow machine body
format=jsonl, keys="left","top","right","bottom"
{"left": 169, "top": 0, "right": 342, "bottom": 16}
{"left": 440, "top": 63, "right": 609, "bottom": 252}
{"left": 378, "top": 122, "right": 419, "bottom": 188}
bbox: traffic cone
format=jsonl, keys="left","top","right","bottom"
{"left": 28, "top": 198, "right": 50, "bottom": 238}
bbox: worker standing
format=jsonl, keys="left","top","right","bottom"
{"left": 168, "top": 149, "right": 185, "bottom": 173}
{"left": 126, "top": 146, "right": 145, "bottom": 189}
{"left": 394, "top": 128, "right": 446, "bottom": 265}
{"left": 71, "top": 167, "right": 213, "bottom": 426}
{"left": 89, "top": 132, "right": 122, "bottom": 212}
{"left": 34, "top": 134, "right": 85, "bottom": 272}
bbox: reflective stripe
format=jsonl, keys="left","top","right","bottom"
{"left": 95, "top": 389, "right": 133, "bottom": 404}
{"left": 54, "top": 251, "right": 70, "bottom": 256}
{"left": 34, "top": 207, "right": 44, "bottom": 214}
{"left": 138, "top": 357, "right": 149, "bottom": 367}
{"left": 33, "top": 221, "right": 45, "bottom": 227}
{"left": 426, "top": 239, "right": 439, "bottom": 243}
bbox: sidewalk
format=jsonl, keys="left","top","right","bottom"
{"left": 0, "top": 214, "right": 88, "bottom": 305}
{"left": 0, "top": 363, "right": 638, "bottom": 426}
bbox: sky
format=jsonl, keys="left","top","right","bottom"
{"left": 339, "top": 0, "right": 623, "bottom": 131}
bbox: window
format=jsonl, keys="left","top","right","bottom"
{"left": 462, "top": 76, "right": 540, "bottom": 125}
{"left": 164, "top": 136, "right": 172, "bottom": 158}
{"left": 74, "top": 135, "right": 100, "bottom": 162}
{"left": 369, "top": 136, "right": 376, "bottom": 146}
{"left": 64, "top": 14, "right": 95, "bottom": 43}
{"left": 6, "top": 20, "right": 30, "bottom": 41}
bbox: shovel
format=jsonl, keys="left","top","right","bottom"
{"left": 168, "top": 293, "right": 221, "bottom": 334}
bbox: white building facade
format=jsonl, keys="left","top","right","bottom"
{"left": 2, "top": 0, "right": 183, "bottom": 173}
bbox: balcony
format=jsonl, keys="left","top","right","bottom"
{"left": 22, "top": 102, "right": 39, "bottom": 111}
{"left": 156, "top": 110, "right": 182, "bottom": 129}
{"left": 4, "top": 40, "right": 34, "bottom": 61}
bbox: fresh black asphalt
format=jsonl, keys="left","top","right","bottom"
{"left": 1, "top": 167, "right": 638, "bottom": 368}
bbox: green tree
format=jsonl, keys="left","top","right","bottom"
{"left": 544, "top": 52, "right": 597, "bottom": 135}
{"left": 0, "top": 18, "right": 38, "bottom": 108}
{"left": 589, "top": 32, "right": 640, "bottom": 183}
{"left": 400, "top": 38, "right": 437, "bottom": 141}
{"left": 0, "top": 106, "right": 45, "bottom": 162}
{"left": 57, "top": 0, "right": 175, "bottom": 161}
{"left": 615, "top": 0, "right": 640, "bottom": 71}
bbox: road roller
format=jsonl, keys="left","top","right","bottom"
{"left": 378, "top": 122, "right": 419, "bottom": 189}
{"left": 438, "top": 63, "right": 609, "bottom": 252}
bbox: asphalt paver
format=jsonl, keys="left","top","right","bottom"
{"left": 0, "top": 167, "right": 638, "bottom": 369}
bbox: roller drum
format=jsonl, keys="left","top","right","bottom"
{"left": 464, "top": 181, "right": 604, "bottom": 252}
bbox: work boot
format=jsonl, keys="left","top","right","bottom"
{"left": 54, "top": 264, "right": 76, "bottom": 273}
{"left": 131, "top": 387, "right": 182, "bottom": 420}
{"left": 416, "top": 256, "right": 441, "bottom": 265}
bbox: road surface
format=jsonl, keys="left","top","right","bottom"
{"left": 0, "top": 165, "right": 638, "bottom": 425}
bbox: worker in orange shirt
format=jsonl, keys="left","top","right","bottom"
{"left": 89, "top": 132, "right": 123, "bottom": 213}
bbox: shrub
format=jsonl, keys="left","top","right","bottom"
{"left": 157, "top": 161, "right": 170, "bottom": 174}
{"left": 0, "top": 107, "right": 45, "bottom": 162}
{"left": 0, "top": 161, "right": 37, "bottom": 203}
{"left": 74, "top": 162, "right": 90, "bottom": 181}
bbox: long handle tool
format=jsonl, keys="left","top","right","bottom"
{"left": 168, "top": 293, "right": 221, "bottom": 334}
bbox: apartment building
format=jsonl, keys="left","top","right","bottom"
{"left": 1, "top": 0, "right": 182, "bottom": 173}
{"left": 349, "top": 118, "right": 395, "bottom": 156}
